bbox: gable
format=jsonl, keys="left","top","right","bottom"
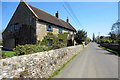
{"left": 2, "top": 1, "right": 76, "bottom": 36}
{"left": 2, "top": 2, "right": 36, "bottom": 35}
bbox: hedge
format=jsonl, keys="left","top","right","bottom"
{"left": 13, "top": 44, "right": 52, "bottom": 55}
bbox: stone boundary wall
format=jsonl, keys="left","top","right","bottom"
{"left": 0, "top": 45, "right": 84, "bottom": 79}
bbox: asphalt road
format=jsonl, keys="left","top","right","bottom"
{"left": 54, "top": 42, "right": 118, "bottom": 78}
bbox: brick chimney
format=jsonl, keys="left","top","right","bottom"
{"left": 55, "top": 11, "right": 59, "bottom": 18}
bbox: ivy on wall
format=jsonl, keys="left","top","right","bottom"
{"left": 13, "top": 32, "right": 69, "bottom": 55}
{"left": 38, "top": 32, "right": 68, "bottom": 49}
{"left": 57, "top": 33, "right": 67, "bottom": 46}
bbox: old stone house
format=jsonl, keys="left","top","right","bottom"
{"left": 2, "top": 1, "right": 76, "bottom": 50}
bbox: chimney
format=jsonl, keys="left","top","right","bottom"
{"left": 55, "top": 11, "right": 59, "bottom": 18}
{"left": 66, "top": 17, "right": 69, "bottom": 23}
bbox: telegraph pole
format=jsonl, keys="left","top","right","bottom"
{"left": 118, "top": 1, "right": 120, "bottom": 22}
{"left": 93, "top": 33, "right": 95, "bottom": 42}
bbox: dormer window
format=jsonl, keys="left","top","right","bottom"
{"left": 47, "top": 24, "right": 53, "bottom": 31}
{"left": 58, "top": 28, "right": 62, "bottom": 33}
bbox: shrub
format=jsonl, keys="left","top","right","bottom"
{"left": 98, "top": 38, "right": 113, "bottom": 44}
{"left": 40, "top": 32, "right": 67, "bottom": 49}
{"left": 57, "top": 33, "right": 67, "bottom": 46}
{"left": 52, "top": 33, "right": 67, "bottom": 49}
{"left": 13, "top": 44, "right": 52, "bottom": 55}
{"left": 14, "top": 32, "right": 68, "bottom": 55}
{"left": 40, "top": 32, "right": 56, "bottom": 46}
{"left": 52, "top": 42, "right": 66, "bottom": 49}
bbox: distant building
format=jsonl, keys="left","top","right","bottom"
{"left": 2, "top": 1, "right": 76, "bottom": 50}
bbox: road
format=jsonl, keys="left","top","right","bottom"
{"left": 54, "top": 42, "right": 118, "bottom": 78}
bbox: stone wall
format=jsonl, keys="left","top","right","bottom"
{"left": 36, "top": 20, "right": 74, "bottom": 41}
{"left": 0, "top": 45, "right": 84, "bottom": 79}
{"left": 2, "top": 2, "right": 36, "bottom": 50}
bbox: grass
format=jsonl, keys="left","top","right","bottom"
{"left": 49, "top": 52, "right": 79, "bottom": 78}
{"left": 0, "top": 51, "right": 17, "bottom": 58}
{"left": 0, "top": 43, "right": 2, "bottom": 46}
{"left": 99, "top": 46, "right": 119, "bottom": 56}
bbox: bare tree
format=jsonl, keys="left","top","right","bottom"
{"left": 111, "top": 22, "right": 120, "bottom": 43}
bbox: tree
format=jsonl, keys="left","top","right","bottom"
{"left": 100, "top": 36, "right": 104, "bottom": 39}
{"left": 108, "top": 32, "right": 116, "bottom": 41}
{"left": 85, "top": 37, "right": 91, "bottom": 44}
{"left": 74, "top": 30, "right": 87, "bottom": 44}
{"left": 110, "top": 22, "right": 120, "bottom": 43}
{"left": 112, "top": 23, "right": 120, "bottom": 36}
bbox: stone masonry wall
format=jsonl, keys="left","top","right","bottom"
{"left": 0, "top": 45, "right": 84, "bottom": 79}
{"left": 2, "top": 2, "right": 36, "bottom": 50}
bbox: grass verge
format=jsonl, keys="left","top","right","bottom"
{"left": 99, "top": 46, "right": 119, "bottom": 56}
{"left": 49, "top": 52, "right": 80, "bottom": 78}
{"left": 0, "top": 51, "right": 17, "bottom": 59}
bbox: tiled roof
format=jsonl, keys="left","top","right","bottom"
{"left": 28, "top": 4, "right": 76, "bottom": 32}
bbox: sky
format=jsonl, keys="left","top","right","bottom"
{"left": 1, "top": 2, "right": 118, "bottom": 39}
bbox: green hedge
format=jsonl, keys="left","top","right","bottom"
{"left": 13, "top": 44, "right": 52, "bottom": 55}
{"left": 97, "top": 39, "right": 113, "bottom": 44}
{"left": 52, "top": 42, "right": 66, "bottom": 49}
{"left": 13, "top": 32, "right": 68, "bottom": 56}
{"left": 38, "top": 32, "right": 67, "bottom": 49}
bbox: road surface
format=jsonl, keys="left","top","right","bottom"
{"left": 54, "top": 42, "right": 118, "bottom": 78}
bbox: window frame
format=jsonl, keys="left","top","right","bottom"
{"left": 59, "top": 39, "right": 63, "bottom": 42}
{"left": 58, "top": 28, "right": 63, "bottom": 33}
{"left": 68, "top": 30, "right": 70, "bottom": 34}
{"left": 9, "top": 25, "right": 13, "bottom": 33}
{"left": 14, "top": 23, "right": 19, "bottom": 30}
{"left": 47, "top": 39, "right": 53, "bottom": 46}
{"left": 47, "top": 24, "right": 53, "bottom": 31}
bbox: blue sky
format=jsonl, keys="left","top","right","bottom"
{"left": 1, "top": 2, "right": 118, "bottom": 39}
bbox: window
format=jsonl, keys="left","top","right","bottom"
{"left": 14, "top": 23, "right": 19, "bottom": 30}
{"left": 9, "top": 25, "right": 13, "bottom": 32}
{"left": 68, "top": 30, "right": 70, "bottom": 34}
{"left": 59, "top": 39, "right": 63, "bottom": 42}
{"left": 58, "top": 28, "right": 62, "bottom": 33}
{"left": 47, "top": 24, "right": 53, "bottom": 31}
{"left": 72, "top": 32, "right": 74, "bottom": 34}
{"left": 47, "top": 39, "right": 53, "bottom": 46}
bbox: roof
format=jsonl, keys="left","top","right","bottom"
{"left": 27, "top": 4, "right": 76, "bottom": 32}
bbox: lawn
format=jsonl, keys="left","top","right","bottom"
{"left": 0, "top": 51, "right": 17, "bottom": 58}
